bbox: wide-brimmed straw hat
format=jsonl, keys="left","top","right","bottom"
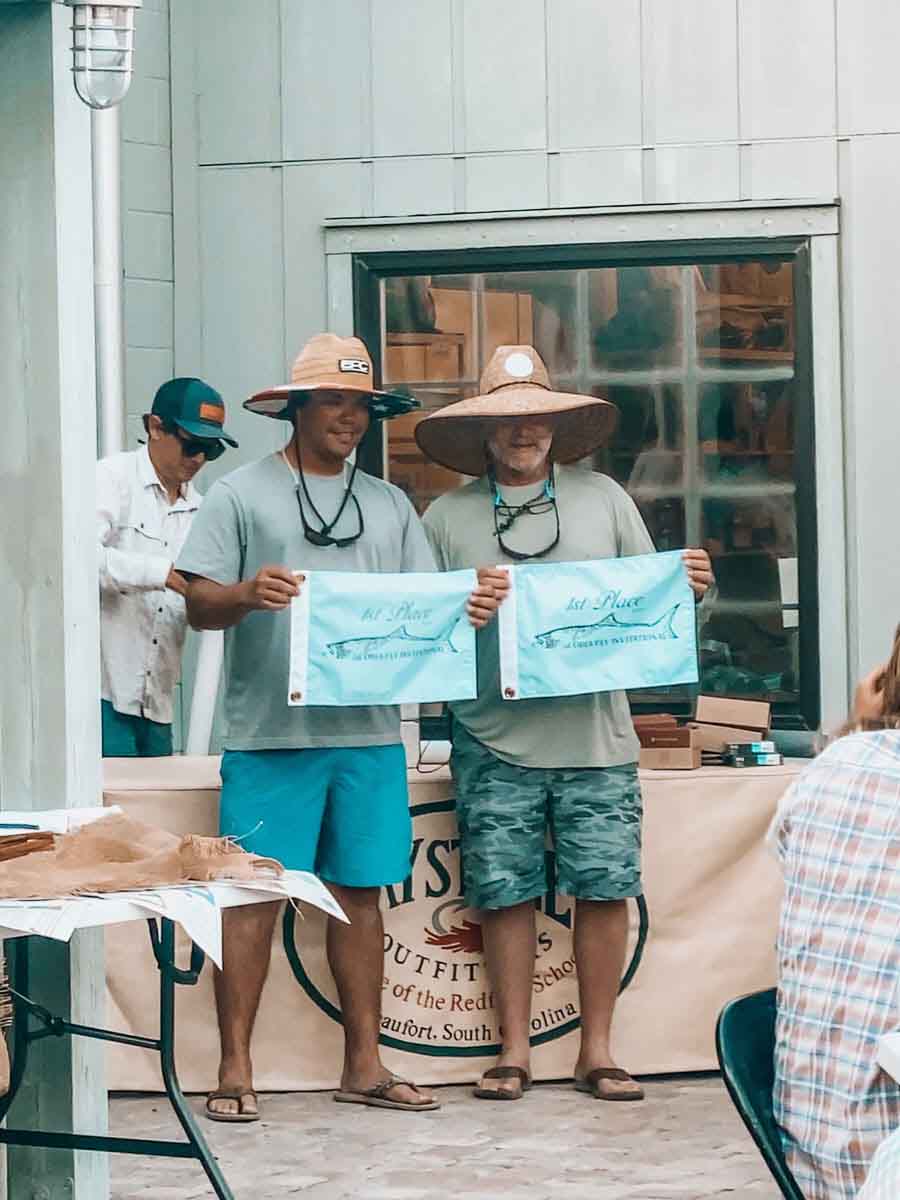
{"left": 245, "top": 333, "right": 419, "bottom": 422}
{"left": 414, "top": 345, "right": 617, "bottom": 477}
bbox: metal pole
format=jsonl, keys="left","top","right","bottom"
{"left": 92, "top": 105, "right": 126, "bottom": 457}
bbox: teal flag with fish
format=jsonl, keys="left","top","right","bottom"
{"left": 498, "top": 551, "right": 698, "bottom": 701}
{"left": 289, "top": 568, "right": 478, "bottom": 707}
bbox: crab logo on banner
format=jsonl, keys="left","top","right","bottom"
{"left": 286, "top": 799, "right": 594, "bottom": 1056}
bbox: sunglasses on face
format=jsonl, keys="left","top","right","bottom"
{"left": 171, "top": 427, "right": 226, "bottom": 461}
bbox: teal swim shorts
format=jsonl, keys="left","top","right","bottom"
{"left": 450, "top": 722, "right": 642, "bottom": 910}
{"left": 219, "top": 744, "right": 412, "bottom": 889}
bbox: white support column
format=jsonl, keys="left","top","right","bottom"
{"left": 0, "top": 3, "right": 108, "bottom": 1197}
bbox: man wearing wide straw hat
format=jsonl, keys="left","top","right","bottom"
{"left": 177, "top": 333, "right": 504, "bottom": 1121}
{"left": 419, "top": 345, "right": 713, "bottom": 1102}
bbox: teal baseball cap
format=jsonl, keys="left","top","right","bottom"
{"left": 151, "top": 378, "right": 238, "bottom": 447}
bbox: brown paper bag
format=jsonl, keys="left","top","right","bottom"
{"left": 0, "top": 812, "right": 282, "bottom": 899}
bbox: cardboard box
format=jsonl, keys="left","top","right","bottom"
{"left": 688, "top": 695, "right": 770, "bottom": 753}
{"left": 639, "top": 747, "right": 702, "bottom": 771}
{"left": 638, "top": 727, "right": 696, "bottom": 750}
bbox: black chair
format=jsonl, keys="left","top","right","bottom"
{"left": 716, "top": 988, "right": 806, "bottom": 1200}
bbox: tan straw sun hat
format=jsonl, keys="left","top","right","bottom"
{"left": 245, "top": 333, "right": 419, "bottom": 422}
{"left": 414, "top": 345, "right": 618, "bottom": 477}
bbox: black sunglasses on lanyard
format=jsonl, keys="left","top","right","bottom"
{"left": 489, "top": 463, "right": 560, "bottom": 561}
{"left": 295, "top": 457, "right": 365, "bottom": 548}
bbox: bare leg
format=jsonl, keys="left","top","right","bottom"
{"left": 209, "top": 900, "right": 279, "bottom": 1117}
{"left": 477, "top": 900, "right": 536, "bottom": 1096}
{"left": 573, "top": 897, "right": 642, "bottom": 1098}
{"left": 327, "top": 884, "right": 434, "bottom": 1107}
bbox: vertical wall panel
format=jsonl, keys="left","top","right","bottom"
{"left": 653, "top": 145, "right": 740, "bottom": 204}
{"left": 465, "top": 153, "right": 548, "bottom": 211}
{"left": 124, "top": 212, "right": 173, "bottom": 281}
{"left": 462, "top": 0, "right": 546, "bottom": 153}
{"left": 739, "top": 0, "right": 836, "bottom": 140}
{"left": 746, "top": 140, "right": 837, "bottom": 201}
{"left": 199, "top": 167, "right": 285, "bottom": 456}
{"left": 282, "top": 0, "right": 368, "bottom": 161}
{"left": 373, "top": 157, "right": 454, "bottom": 216}
{"left": 372, "top": 0, "right": 453, "bottom": 156}
{"left": 126, "top": 347, "right": 174, "bottom": 415}
{"left": 195, "top": 0, "right": 281, "bottom": 164}
{"left": 283, "top": 162, "right": 366, "bottom": 421}
{"left": 133, "top": 2, "right": 170, "bottom": 79}
{"left": 645, "top": 0, "right": 739, "bottom": 143}
{"left": 551, "top": 0, "right": 641, "bottom": 149}
{"left": 839, "top": 134, "right": 900, "bottom": 673}
{"left": 557, "top": 149, "right": 642, "bottom": 207}
{"left": 122, "top": 76, "right": 170, "bottom": 146}
{"left": 836, "top": 0, "right": 900, "bottom": 135}
{"left": 123, "top": 142, "right": 172, "bottom": 212}
{"left": 124, "top": 279, "right": 174, "bottom": 349}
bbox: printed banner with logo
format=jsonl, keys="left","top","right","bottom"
{"left": 288, "top": 568, "right": 478, "bottom": 707}
{"left": 498, "top": 550, "right": 698, "bottom": 700}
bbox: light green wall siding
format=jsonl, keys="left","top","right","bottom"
{"left": 122, "top": 0, "right": 172, "bottom": 447}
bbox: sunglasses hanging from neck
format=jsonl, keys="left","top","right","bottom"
{"left": 489, "top": 462, "right": 560, "bottom": 561}
{"left": 281, "top": 450, "right": 365, "bottom": 548}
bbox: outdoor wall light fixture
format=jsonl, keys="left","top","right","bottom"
{"left": 65, "top": 0, "right": 143, "bottom": 109}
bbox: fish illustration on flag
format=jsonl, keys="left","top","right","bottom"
{"left": 498, "top": 551, "right": 698, "bottom": 700}
{"left": 289, "top": 569, "right": 477, "bottom": 706}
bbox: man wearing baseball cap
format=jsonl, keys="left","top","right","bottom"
{"left": 97, "top": 377, "right": 237, "bottom": 757}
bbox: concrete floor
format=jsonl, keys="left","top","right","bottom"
{"left": 109, "top": 1077, "right": 779, "bottom": 1200}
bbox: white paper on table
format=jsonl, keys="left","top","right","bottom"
{"left": 0, "top": 806, "right": 119, "bottom": 835}
{"left": 79, "top": 885, "right": 223, "bottom": 966}
{"left": 218, "top": 870, "right": 349, "bottom": 924}
{"left": 154, "top": 886, "right": 221, "bottom": 965}
{"left": 0, "top": 899, "right": 82, "bottom": 941}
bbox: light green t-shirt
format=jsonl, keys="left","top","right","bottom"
{"left": 423, "top": 466, "right": 655, "bottom": 769}
{"left": 177, "top": 453, "right": 435, "bottom": 751}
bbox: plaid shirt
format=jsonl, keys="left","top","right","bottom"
{"left": 859, "top": 1128, "right": 900, "bottom": 1199}
{"left": 772, "top": 730, "right": 900, "bottom": 1199}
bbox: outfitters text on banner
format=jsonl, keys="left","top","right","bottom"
{"left": 498, "top": 550, "right": 699, "bottom": 701}
{"left": 289, "top": 569, "right": 478, "bottom": 707}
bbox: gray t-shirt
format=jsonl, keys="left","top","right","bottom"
{"left": 423, "top": 466, "right": 655, "bottom": 769}
{"left": 177, "top": 454, "right": 435, "bottom": 750}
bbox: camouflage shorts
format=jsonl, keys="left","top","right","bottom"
{"left": 450, "top": 723, "right": 643, "bottom": 911}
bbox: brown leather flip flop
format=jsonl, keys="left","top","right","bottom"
{"left": 334, "top": 1075, "right": 440, "bottom": 1112}
{"left": 205, "top": 1087, "right": 260, "bottom": 1123}
{"left": 473, "top": 1065, "right": 532, "bottom": 1101}
{"left": 575, "top": 1067, "right": 644, "bottom": 1102}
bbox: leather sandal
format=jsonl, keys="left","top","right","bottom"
{"left": 334, "top": 1074, "right": 440, "bottom": 1111}
{"left": 473, "top": 1065, "right": 532, "bottom": 1101}
{"left": 575, "top": 1066, "right": 644, "bottom": 1102}
{"left": 205, "top": 1087, "right": 259, "bottom": 1123}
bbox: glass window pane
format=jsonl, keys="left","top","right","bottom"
{"left": 482, "top": 270, "right": 579, "bottom": 377}
{"left": 590, "top": 266, "right": 683, "bottom": 369}
{"left": 372, "top": 249, "right": 813, "bottom": 720}
{"left": 696, "top": 261, "right": 794, "bottom": 364}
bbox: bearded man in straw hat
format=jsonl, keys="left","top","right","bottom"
{"left": 418, "top": 345, "right": 713, "bottom": 1102}
{"left": 177, "top": 334, "right": 505, "bottom": 1121}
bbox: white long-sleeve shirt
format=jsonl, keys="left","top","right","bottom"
{"left": 97, "top": 446, "right": 200, "bottom": 724}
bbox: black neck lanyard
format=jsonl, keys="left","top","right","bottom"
{"left": 285, "top": 450, "right": 365, "bottom": 548}
{"left": 489, "top": 464, "right": 560, "bottom": 561}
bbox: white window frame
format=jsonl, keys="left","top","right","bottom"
{"left": 323, "top": 204, "right": 846, "bottom": 735}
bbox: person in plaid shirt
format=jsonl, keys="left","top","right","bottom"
{"left": 859, "top": 1128, "right": 900, "bottom": 1199}
{"left": 771, "top": 637, "right": 900, "bottom": 1199}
